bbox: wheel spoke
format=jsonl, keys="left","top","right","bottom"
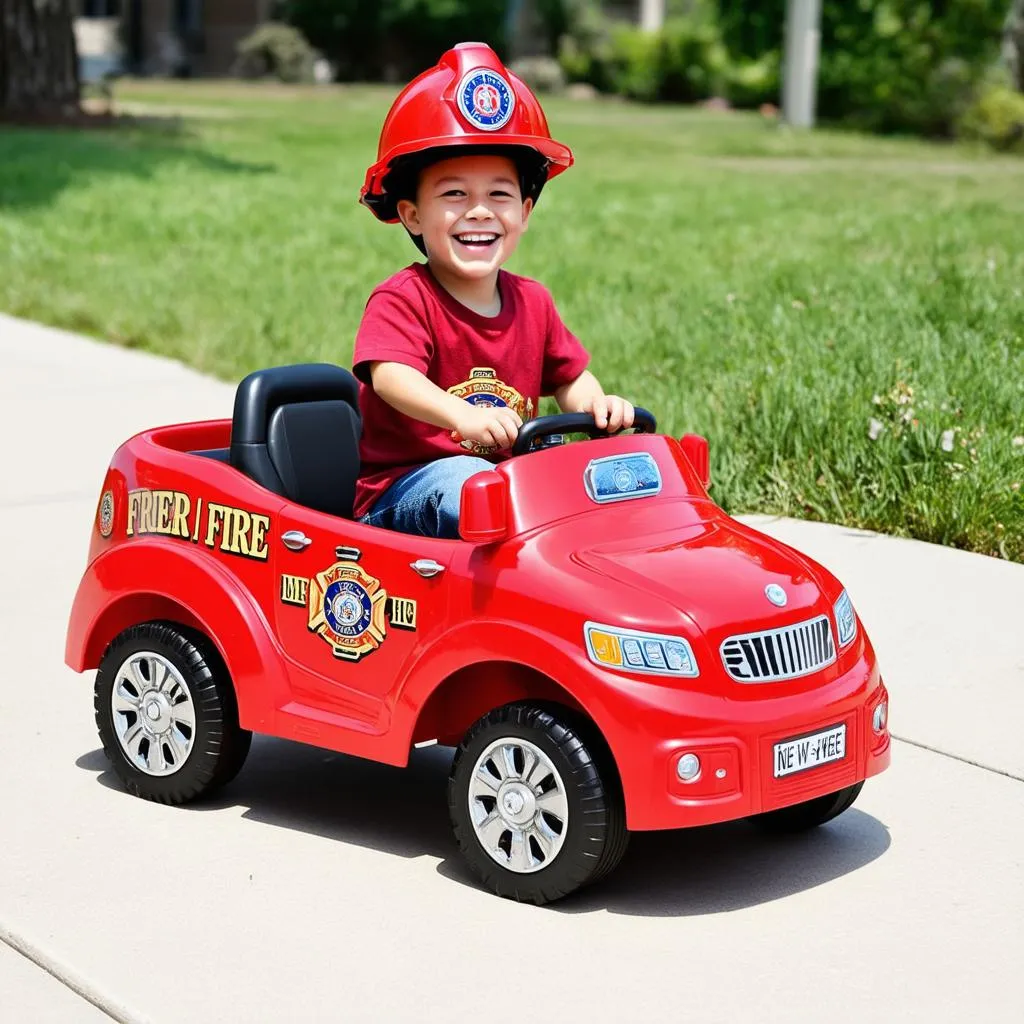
{"left": 509, "top": 829, "right": 532, "bottom": 872}
{"left": 165, "top": 727, "right": 189, "bottom": 767}
{"left": 519, "top": 745, "right": 538, "bottom": 786}
{"left": 122, "top": 722, "right": 145, "bottom": 763}
{"left": 535, "top": 787, "right": 568, "bottom": 823}
{"left": 475, "top": 811, "right": 507, "bottom": 852}
{"left": 170, "top": 700, "right": 195, "bottom": 730}
{"left": 470, "top": 765, "right": 501, "bottom": 799}
{"left": 146, "top": 736, "right": 166, "bottom": 773}
{"left": 113, "top": 681, "right": 141, "bottom": 715}
{"left": 528, "top": 822, "right": 553, "bottom": 861}
{"left": 129, "top": 658, "right": 149, "bottom": 694}
{"left": 151, "top": 658, "right": 171, "bottom": 693}
{"left": 525, "top": 756, "right": 551, "bottom": 790}
{"left": 495, "top": 744, "right": 519, "bottom": 780}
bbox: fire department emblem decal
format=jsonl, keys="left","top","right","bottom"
{"left": 447, "top": 367, "right": 533, "bottom": 454}
{"left": 457, "top": 69, "right": 515, "bottom": 130}
{"left": 308, "top": 560, "right": 388, "bottom": 660}
{"left": 98, "top": 490, "right": 115, "bottom": 538}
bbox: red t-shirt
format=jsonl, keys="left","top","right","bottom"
{"left": 352, "top": 263, "right": 590, "bottom": 519}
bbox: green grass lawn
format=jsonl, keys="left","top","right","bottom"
{"left": 2, "top": 80, "right": 1023, "bottom": 559}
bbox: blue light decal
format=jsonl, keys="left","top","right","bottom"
{"left": 583, "top": 453, "right": 662, "bottom": 504}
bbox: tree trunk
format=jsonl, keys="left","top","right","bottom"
{"left": 0, "top": 0, "right": 80, "bottom": 118}
{"left": 1006, "top": 0, "right": 1024, "bottom": 91}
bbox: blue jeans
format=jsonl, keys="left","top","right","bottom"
{"left": 360, "top": 456, "right": 494, "bottom": 539}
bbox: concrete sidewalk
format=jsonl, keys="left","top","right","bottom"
{"left": 1, "top": 312, "right": 1022, "bottom": 1023}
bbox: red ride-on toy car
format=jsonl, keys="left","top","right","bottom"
{"left": 66, "top": 364, "right": 890, "bottom": 904}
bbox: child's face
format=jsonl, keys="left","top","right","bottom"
{"left": 396, "top": 154, "right": 533, "bottom": 280}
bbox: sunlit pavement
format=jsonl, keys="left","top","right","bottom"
{"left": 1, "top": 312, "right": 1021, "bottom": 1023}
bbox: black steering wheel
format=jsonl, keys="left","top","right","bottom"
{"left": 511, "top": 408, "right": 657, "bottom": 456}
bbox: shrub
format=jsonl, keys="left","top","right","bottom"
{"left": 608, "top": 25, "right": 661, "bottom": 102}
{"left": 719, "top": 1, "right": 1008, "bottom": 135}
{"left": 276, "top": 0, "right": 508, "bottom": 82}
{"left": 558, "top": 2, "right": 730, "bottom": 103}
{"left": 656, "top": 16, "right": 730, "bottom": 102}
{"left": 508, "top": 56, "right": 567, "bottom": 94}
{"left": 556, "top": 1, "right": 617, "bottom": 92}
{"left": 958, "top": 82, "right": 1024, "bottom": 151}
{"left": 725, "top": 51, "right": 780, "bottom": 109}
{"left": 234, "top": 22, "right": 317, "bottom": 83}
{"left": 600, "top": 16, "right": 729, "bottom": 104}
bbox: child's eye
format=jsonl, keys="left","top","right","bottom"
{"left": 490, "top": 190, "right": 514, "bottom": 199}
{"left": 441, "top": 189, "right": 465, "bottom": 198}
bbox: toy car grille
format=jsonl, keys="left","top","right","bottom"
{"left": 720, "top": 615, "right": 836, "bottom": 682}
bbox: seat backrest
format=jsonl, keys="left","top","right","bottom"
{"left": 230, "top": 364, "right": 361, "bottom": 519}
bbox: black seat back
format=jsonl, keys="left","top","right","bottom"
{"left": 230, "top": 364, "right": 361, "bottom": 519}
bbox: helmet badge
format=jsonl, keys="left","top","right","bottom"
{"left": 457, "top": 68, "right": 515, "bottom": 131}
{"left": 765, "top": 584, "right": 788, "bottom": 607}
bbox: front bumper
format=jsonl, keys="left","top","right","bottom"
{"left": 595, "top": 649, "right": 890, "bottom": 832}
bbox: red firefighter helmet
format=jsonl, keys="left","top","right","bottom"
{"left": 361, "top": 42, "right": 574, "bottom": 223}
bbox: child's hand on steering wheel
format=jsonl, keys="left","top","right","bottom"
{"left": 451, "top": 404, "right": 523, "bottom": 450}
{"left": 585, "top": 394, "right": 635, "bottom": 433}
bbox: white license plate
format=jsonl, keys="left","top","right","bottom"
{"left": 773, "top": 723, "right": 846, "bottom": 779}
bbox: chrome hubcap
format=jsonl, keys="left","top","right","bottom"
{"left": 111, "top": 651, "right": 196, "bottom": 777}
{"left": 468, "top": 737, "right": 569, "bottom": 874}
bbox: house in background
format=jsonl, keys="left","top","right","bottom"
{"left": 73, "top": 0, "right": 275, "bottom": 78}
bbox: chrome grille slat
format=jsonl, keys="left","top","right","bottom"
{"left": 720, "top": 614, "right": 836, "bottom": 683}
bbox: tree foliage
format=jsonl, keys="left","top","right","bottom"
{"left": 275, "top": 0, "right": 508, "bottom": 80}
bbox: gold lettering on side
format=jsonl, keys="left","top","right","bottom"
{"left": 387, "top": 597, "right": 418, "bottom": 631}
{"left": 123, "top": 491, "right": 270, "bottom": 561}
{"left": 225, "top": 507, "right": 252, "bottom": 556}
{"left": 126, "top": 490, "right": 141, "bottom": 536}
{"left": 249, "top": 514, "right": 270, "bottom": 560}
{"left": 171, "top": 492, "right": 191, "bottom": 538}
{"left": 191, "top": 497, "right": 203, "bottom": 542}
{"left": 156, "top": 491, "right": 173, "bottom": 534}
{"left": 280, "top": 575, "right": 309, "bottom": 606}
{"left": 205, "top": 503, "right": 226, "bottom": 548}
{"left": 140, "top": 490, "right": 154, "bottom": 533}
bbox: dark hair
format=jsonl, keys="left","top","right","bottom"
{"left": 369, "top": 145, "right": 550, "bottom": 254}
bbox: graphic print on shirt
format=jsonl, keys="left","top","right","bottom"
{"left": 447, "top": 367, "right": 535, "bottom": 454}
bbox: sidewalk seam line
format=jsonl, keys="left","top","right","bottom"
{"left": 891, "top": 733, "right": 1024, "bottom": 783}
{"left": 0, "top": 923, "right": 144, "bottom": 1024}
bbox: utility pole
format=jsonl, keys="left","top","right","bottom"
{"left": 782, "top": 0, "right": 822, "bottom": 128}
{"left": 640, "top": 0, "right": 665, "bottom": 32}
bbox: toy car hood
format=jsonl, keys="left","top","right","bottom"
{"left": 574, "top": 514, "right": 833, "bottom": 634}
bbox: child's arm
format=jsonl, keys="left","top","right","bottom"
{"left": 369, "top": 361, "right": 523, "bottom": 449}
{"left": 554, "top": 370, "right": 635, "bottom": 433}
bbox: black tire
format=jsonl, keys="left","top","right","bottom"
{"left": 94, "top": 622, "right": 252, "bottom": 805}
{"left": 448, "top": 703, "right": 628, "bottom": 905}
{"left": 754, "top": 781, "right": 864, "bottom": 834}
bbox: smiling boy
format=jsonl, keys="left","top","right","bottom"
{"left": 354, "top": 43, "right": 633, "bottom": 538}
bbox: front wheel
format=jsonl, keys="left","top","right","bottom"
{"left": 448, "top": 703, "right": 628, "bottom": 905}
{"left": 754, "top": 781, "right": 864, "bottom": 833}
{"left": 94, "top": 622, "right": 251, "bottom": 805}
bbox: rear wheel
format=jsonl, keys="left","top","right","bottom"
{"left": 94, "top": 622, "right": 251, "bottom": 804}
{"left": 754, "top": 781, "right": 864, "bottom": 833}
{"left": 448, "top": 703, "right": 628, "bottom": 905}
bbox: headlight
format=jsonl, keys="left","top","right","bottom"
{"left": 833, "top": 590, "right": 857, "bottom": 647}
{"left": 584, "top": 622, "right": 698, "bottom": 677}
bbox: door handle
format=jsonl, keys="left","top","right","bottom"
{"left": 410, "top": 558, "right": 445, "bottom": 578}
{"left": 281, "top": 530, "right": 312, "bottom": 551}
